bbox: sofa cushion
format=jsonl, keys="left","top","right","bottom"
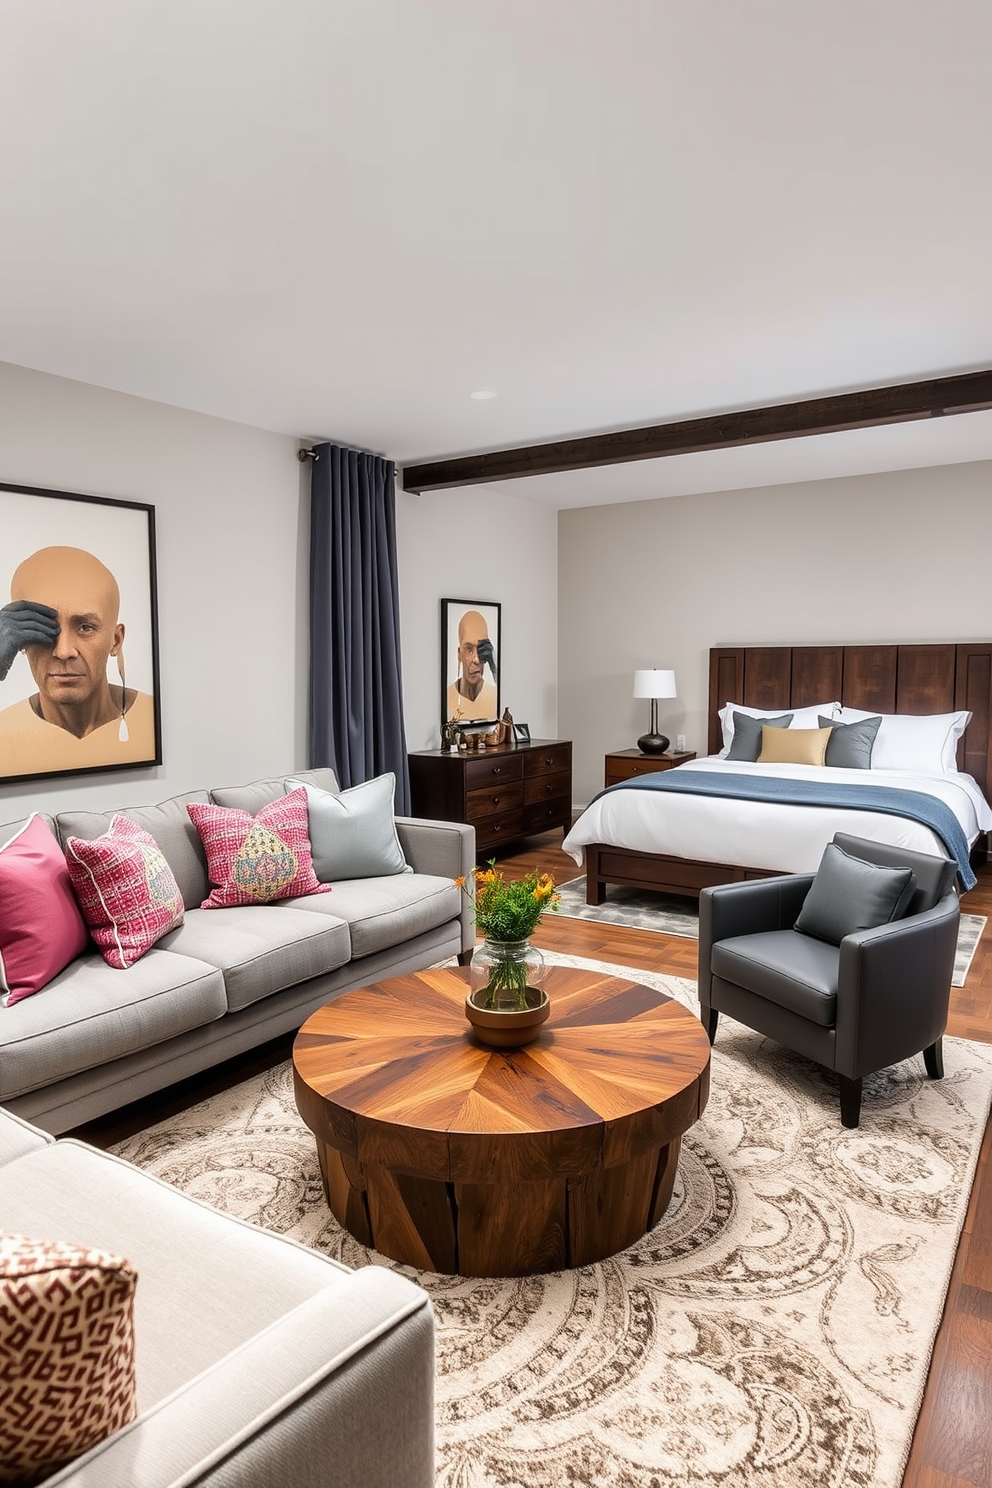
{"left": 187, "top": 790, "right": 332, "bottom": 909}
{"left": 210, "top": 766, "right": 340, "bottom": 816}
{"left": 0, "top": 1141, "right": 349, "bottom": 1410}
{"left": 287, "top": 773, "right": 409, "bottom": 881}
{"left": 0, "top": 1109, "right": 54, "bottom": 1167}
{"left": 0, "top": 814, "right": 89, "bottom": 1007}
{"left": 289, "top": 873, "right": 461, "bottom": 959}
{"left": 64, "top": 815, "right": 185, "bottom": 969}
{"left": 56, "top": 791, "right": 212, "bottom": 911}
{"left": 712, "top": 928, "right": 840, "bottom": 1026}
{"left": 157, "top": 905, "right": 351, "bottom": 1012}
{"left": 0, "top": 1232, "right": 137, "bottom": 1483}
{"left": 0, "top": 951, "right": 227, "bottom": 1101}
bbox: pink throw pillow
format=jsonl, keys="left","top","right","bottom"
{"left": 187, "top": 788, "right": 331, "bottom": 908}
{"left": 64, "top": 816, "right": 185, "bottom": 969}
{"left": 0, "top": 815, "right": 90, "bottom": 1006}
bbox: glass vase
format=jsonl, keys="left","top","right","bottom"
{"left": 468, "top": 937, "right": 547, "bottom": 1011}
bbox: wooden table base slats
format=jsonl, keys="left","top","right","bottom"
{"left": 294, "top": 965, "right": 711, "bottom": 1277}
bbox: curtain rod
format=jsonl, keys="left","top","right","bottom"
{"left": 297, "top": 448, "right": 319, "bottom": 462}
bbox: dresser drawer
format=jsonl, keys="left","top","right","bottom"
{"left": 465, "top": 782, "right": 525, "bottom": 820}
{"left": 523, "top": 770, "right": 571, "bottom": 807}
{"left": 523, "top": 799, "right": 571, "bottom": 834}
{"left": 463, "top": 754, "right": 524, "bottom": 790}
{"left": 523, "top": 744, "right": 571, "bottom": 778}
{"left": 475, "top": 810, "right": 526, "bottom": 850}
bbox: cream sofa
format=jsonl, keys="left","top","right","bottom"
{"left": 0, "top": 1105, "right": 434, "bottom": 1487}
{"left": 1, "top": 768, "right": 474, "bottom": 1134}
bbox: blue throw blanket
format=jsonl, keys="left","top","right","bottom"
{"left": 601, "top": 769, "right": 976, "bottom": 890}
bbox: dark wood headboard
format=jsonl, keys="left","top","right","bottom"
{"left": 708, "top": 643, "right": 992, "bottom": 803}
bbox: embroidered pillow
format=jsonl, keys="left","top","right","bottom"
{"left": 0, "top": 1233, "right": 138, "bottom": 1483}
{"left": 187, "top": 787, "right": 331, "bottom": 908}
{"left": 0, "top": 815, "right": 89, "bottom": 1006}
{"left": 64, "top": 816, "right": 185, "bottom": 969}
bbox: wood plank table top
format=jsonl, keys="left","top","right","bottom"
{"left": 293, "top": 962, "right": 711, "bottom": 1276}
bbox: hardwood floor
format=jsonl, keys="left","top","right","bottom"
{"left": 73, "top": 829, "right": 992, "bottom": 1488}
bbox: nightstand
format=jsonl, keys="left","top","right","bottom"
{"left": 604, "top": 748, "right": 696, "bottom": 788}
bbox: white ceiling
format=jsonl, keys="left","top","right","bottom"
{"left": 1, "top": 1, "right": 990, "bottom": 508}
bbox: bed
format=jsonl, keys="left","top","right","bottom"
{"left": 564, "top": 642, "right": 992, "bottom": 904}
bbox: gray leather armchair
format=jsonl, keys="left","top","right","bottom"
{"left": 698, "top": 833, "right": 961, "bottom": 1127}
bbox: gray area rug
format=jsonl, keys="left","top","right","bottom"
{"left": 556, "top": 877, "right": 987, "bottom": 987}
{"left": 112, "top": 952, "right": 992, "bottom": 1488}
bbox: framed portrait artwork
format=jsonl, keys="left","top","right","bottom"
{"left": 0, "top": 481, "right": 162, "bottom": 785}
{"left": 441, "top": 598, "right": 501, "bottom": 730}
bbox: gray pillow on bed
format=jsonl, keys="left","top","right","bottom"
{"left": 726, "top": 711, "right": 793, "bottom": 762}
{"left": 819, "top": 714, "right": 882, "bottom": 770}
{"left": 794, "top": 841, "right": 917, "bottom": 945}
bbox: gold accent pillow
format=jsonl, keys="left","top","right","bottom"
{"left": 758, "top": 725, "right": 832, "bottom": 767}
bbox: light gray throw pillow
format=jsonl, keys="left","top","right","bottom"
{"left": 726, "top": 711, "right": 793, "bottom": 762}
{"left": 818, "top": 714, "right": 882, "bottom": 770}
{"left": 285, "top": 774, "right": 410, "bottom": 881}
{"left": 794, "top": 841, "right": 916, "bottom": 946}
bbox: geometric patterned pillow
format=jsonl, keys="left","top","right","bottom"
{"left": 63, "top": 815, "right": 185, "bottom": 970}
{"left": 187, "top": 787, "right": 332, "bottom": 908}
{"left": 0, "top": 1233, "right": 138, "bottom": 1484}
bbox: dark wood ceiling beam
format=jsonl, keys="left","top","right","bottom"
{"left": 401, "top": 369, "right": 992, "bottom": 493}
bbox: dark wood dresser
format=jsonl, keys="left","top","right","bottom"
{"left": 408, "top": 738, "right": 572, "bottom": 855}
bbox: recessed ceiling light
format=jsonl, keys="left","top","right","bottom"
{"left": 470, "top": 390, "right": 497, "bottom": 400}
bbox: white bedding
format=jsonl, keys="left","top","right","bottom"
{"left": 563, "top": 757, "right": 992, "bottom": 875}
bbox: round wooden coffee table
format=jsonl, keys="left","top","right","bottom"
{"left": 292, "top": 962, "right": 710, "bottom": 1277}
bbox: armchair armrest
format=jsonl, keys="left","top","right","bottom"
{"left": 48, "top": 1268, "right": 434, "bottom": 1488}
{"left": 396, "top": 816, "right": 475, "bottom": 955}
{"left": 835, "top": 892, "right": 960, "bottom": 1077}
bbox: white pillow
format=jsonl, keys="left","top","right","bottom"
{"left": 834, "top": 708, "right": 971, "bottom": 773}
{"left": 719, "top": 701, "right": 840, "bottom": 756}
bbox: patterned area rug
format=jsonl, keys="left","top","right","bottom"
{"left": 555, "top": 878, "right": 987, "bottom": 987}
{"left": 111, "top": 954, "right": 992, "bottom": 1488}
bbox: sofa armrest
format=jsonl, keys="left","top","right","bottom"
{"left": 396, "top": 816, "right": 476, "bottom": 954}
{"left": 698, "top": 875, "right": 815, "bottom": 1001}
{"left": 46, "top": 1268, "right": 434, "bottom": 1488}
{"left": 835, "top": 892, "right": 960, "bottom": 1076}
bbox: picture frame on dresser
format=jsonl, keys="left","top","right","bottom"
{"left": 441, "top": 597, "right": 501, "bottom": 730}
{"left": 0, "top": 480, "right": 162, "bottom": 784}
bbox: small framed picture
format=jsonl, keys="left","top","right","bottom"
{"left": 513, "top": 722, "right": 531, "bottom": 742}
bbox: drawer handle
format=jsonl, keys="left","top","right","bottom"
{"left": 545, "top": 783, "right": 553, "bottom": 794}
{"left": 493, "top": 796, "right": 500, "bottom": 806}
{"left": 492, "top": 766, "right": 502, "bottom": 775}
{"left": 544, "top": 756, "right": 554, "bottom": 765}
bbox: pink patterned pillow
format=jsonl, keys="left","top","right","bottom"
{"left": 64, "top": 816, "right": 185, "bottom": 969}
{"left": 0, "top": 815, "right": 89, "bottom": 1006}
{"left": 187, "top": 787, "right": 331, "bottom": 909}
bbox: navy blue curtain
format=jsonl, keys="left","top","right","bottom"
{"left": 309, "top": 444, "right": 410, "bottom": 813}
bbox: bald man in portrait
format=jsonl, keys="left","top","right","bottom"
{"left": 446, "top": 609, "right": 498, "bottom": 723}
{"left": 0, "top": 546, "right": 156, "bottom": 775}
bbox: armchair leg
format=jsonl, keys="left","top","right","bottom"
{"left": 838, "top": 1075, "right": 862, "bottom": 1129}
{"left": 457, "top": 948, "right": 474, "bottom": 967}
{"left": 923, "top": 1039, "right": 944, "bottom": 1081}
{"left": 702, "top": 1006, "right": 719, "bottom": 1045}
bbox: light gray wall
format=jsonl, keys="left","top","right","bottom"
{"left": 396, "top": 484, "right": 559, "bottom": 752}
{"left": 558, "top": 459, "right": 992, "bottom": 806}
{"left": 0, "top": 361, "right": 308, "bottom": 819}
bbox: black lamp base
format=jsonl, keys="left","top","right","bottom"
{"left": 637, "top": 732, "right": 670, "bottom": 755}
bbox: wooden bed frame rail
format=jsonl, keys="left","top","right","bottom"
{"left": 585, "top": 641, "right": 992, "bottom": 905}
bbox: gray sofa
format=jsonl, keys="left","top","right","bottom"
{"left": 1, "top": 768, "right": 474, "bottom": 1134}
{"left": 0, "top": 1104, "right": 434, "bottom": 1487}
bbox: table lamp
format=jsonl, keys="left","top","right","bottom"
{"left": 633, "top": 669, "right": 677, "bottom": 754}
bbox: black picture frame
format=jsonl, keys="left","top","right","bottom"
{"left": 513, "top": 722, "right": 531, "bottom": 742}
{"left": 0, "top": 480, "right": 162, "bottom": 785}
{"left": 441, "top": 597, "right": 501, "bottom": 730}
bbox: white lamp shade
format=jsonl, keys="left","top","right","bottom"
{"left": 633, "top": 669, "right": 677, "bottom": 700}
